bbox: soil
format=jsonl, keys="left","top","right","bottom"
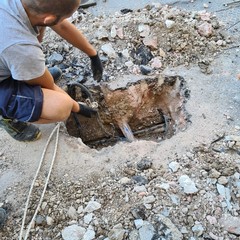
{"left": 0, "top": 0, "right": 240, "bottom": 239}
{"left": 66, "top": 75, "right": 190, "bottom": 148}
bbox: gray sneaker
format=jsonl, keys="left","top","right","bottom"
{"left": 0, "top": 118, "right": 41, "bottom": 142}
{"left": 0, "top": 208, "right": 6, "bottom": 226}
{"left": 49, "top": 66, "right": 62, "bottom": 81}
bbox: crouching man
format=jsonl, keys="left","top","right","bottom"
{"left": 0, "top": 0, "right": 102, "bottom": 141}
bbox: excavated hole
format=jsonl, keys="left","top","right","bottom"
{"left": 66, "top": 75, "right": 190, "bottom": 149}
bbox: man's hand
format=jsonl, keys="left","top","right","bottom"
{"left": 78, "top": 103, "right": 97, "bottom": 118}
{"left": 51, "top": 20, "right": 103, "bottom": 82}
{"left": 90, "top": 54, "right": 103, "bottom": 82}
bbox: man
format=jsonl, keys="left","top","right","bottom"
{"left": 0, "top": 0, "right": 103, "bottom": 141}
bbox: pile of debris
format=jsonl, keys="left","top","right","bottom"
{"left": 42, "top": 3, "right": 232, "bottom": 85}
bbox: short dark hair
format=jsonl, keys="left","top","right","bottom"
{"left": 22, "top": 0, "right": 80, "bottom": 16}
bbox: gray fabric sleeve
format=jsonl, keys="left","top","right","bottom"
{"left": 1, "top": 43, "right": 46, "bottom": 81}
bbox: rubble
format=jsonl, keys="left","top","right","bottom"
{"left": 42, "top": 4, "right": 233, "bottom": 85}
{"left": 0, "top": 3, "right": 239, "bottom": 240}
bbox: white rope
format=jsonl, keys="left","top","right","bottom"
{"left": 19, "top": 123, "right": 60, "bottom": 240}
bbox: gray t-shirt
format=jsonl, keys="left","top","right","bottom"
{"left": 0, "top": 0, "right": 45, "bottom": 82}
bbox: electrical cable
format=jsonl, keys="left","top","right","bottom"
{"left": 19, "top": 123, "right": 60, "bottom": 240}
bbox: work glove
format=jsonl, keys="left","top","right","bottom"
{"left": 90, "top": 53, "right": 103, "bottom": 82}
{"left": 78, "top": 103, "right": 97, "bottom": 118}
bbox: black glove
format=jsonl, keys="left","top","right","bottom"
{"left": 90, "top": 53, "right": 103, "bottom": 82}
{"left": 78, "top": 103, "right": 97, "bottom": 118}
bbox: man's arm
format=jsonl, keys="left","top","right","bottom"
{"left": 51, "top": 19, "right": 97, "bottom": 57}
{"left": 51, "top": 19, "right": 103, "bottom": 82}
{"left": 25, "top": 68, "right": 67, "bottom": 95}
{"left": 25, "top": 68, "right": 54, "bottom": 88}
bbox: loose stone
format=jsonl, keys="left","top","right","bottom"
{"left": 179, "top": 175, "right": 198, "bottom": 194}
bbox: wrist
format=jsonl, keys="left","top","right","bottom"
{"left": 90, "top": 55, "right": 98, "bottom": 60}
{"left": 89, "top": 51, "right": 98, "bottom": 58}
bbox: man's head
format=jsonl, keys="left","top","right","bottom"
{"left": 22, "top": 0, "right": 81, "bottom": 26}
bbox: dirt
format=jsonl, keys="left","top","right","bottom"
{"left": 66, "top": 75, "right": 190, "bottom": 147}
{"left": 0, "top": 1, "right": 240, "bottom": 240}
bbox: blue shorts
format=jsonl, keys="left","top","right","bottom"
{"left": 0, "top": 77, "right": 43, "bottom": 122}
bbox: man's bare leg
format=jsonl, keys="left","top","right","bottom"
{"left": 33, "top": 88, "right": 80, "bottom": 124}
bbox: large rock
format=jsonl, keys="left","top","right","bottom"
{"left": 108, "top": 223, "right": 126, "bottom": 240}
{"left": 179, "top": 175, "right": 198, "bottom": 194}
{"left": 155, "top": 214, "right": 183, "bottom": 240}
{"left": 84, "top": 201, "right": 101, "bottom": 213}
{"left": 138, "top": 221, "right": 155, "bottom": 240}
{"left": 62, "top": 225, "right": 86, "bottom": 240}
{"left": 220, "top": 215, "right": 240, "bottom": 236}
{"left": 197, "top": 22, "right": 213, "bottom": 37}
{"left": 101, "top": 43, "right": 117, "bottom": 58}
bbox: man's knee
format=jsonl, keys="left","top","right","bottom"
{"left": 57, "top": 105, "right": 72, "bottom": 121}
{"left": 41, "top": 91, "right": 74, "bottom": 122}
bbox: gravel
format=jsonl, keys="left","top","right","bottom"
{"left": 0, "top": 3, "right": 239, "bottom": 240}
{"left": 0, "top": 142, "right": 239, "bottom": 239}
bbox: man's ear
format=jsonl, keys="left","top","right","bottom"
{"left": 43, "top": 15, "right": 57, "bottom": 25}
